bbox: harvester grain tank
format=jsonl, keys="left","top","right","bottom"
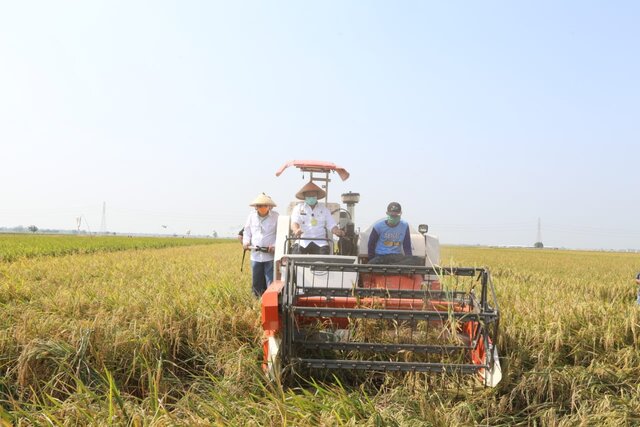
{"left": 261, "top": 160, "right": 502, "bottom": 386}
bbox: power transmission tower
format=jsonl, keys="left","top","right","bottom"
{"left": 534, "top": 217, "right": 544, "bottom": 248}
{"left": 100, "top": 202, "right": 107, "bottom": 234}
{"left": 537, "top": 218, "right": 542, "bottom": 242}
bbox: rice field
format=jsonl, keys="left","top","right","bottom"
{"left": 0, "top": 234, "right": 221, "bottom": 262}
{"left": 0, "top": 235, "right": 639, "bottom": 425}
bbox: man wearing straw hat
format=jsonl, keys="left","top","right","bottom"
{"left": 291, "top": 181, "right": 345, "bottom": 255}
{"left": 243, "top": 193, "right": 279, "bottom": 297}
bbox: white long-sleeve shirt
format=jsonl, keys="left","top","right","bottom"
{"left": 290, "top": 202, "right": 336, "bottom": 248}
{"left": 243, "top": 210, "right": 279, "bottom": 262}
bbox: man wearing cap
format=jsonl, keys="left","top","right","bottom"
{"left": 367, "top": 202, "right": 421, "bottom": 265}
{"left": 243, "top": 193, "right": 279, "bottom": 297}
{"left": 291, "top": 181, "right": 345, "bottom": 255}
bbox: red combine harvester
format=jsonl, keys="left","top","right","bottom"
{"left": 261, "top": 160, "right": 502, "bottom": 387}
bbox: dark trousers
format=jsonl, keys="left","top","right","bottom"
{"left": 291, "top": 242, "right": 331, "bottom": 255}
{"left": 251, "top": 260, "right": 274, "bottom": 297}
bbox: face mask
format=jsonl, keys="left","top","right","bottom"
{"left": 257, "top": 207, "right": 269, "bottom": 216}
{"left": 305, "top": 196, "right": 317, "bottom": 205}
{"left": 387, "top": 215, "right": 400, "bottom": 225}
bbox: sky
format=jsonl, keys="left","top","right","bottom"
{"left": 1, "top": 1, "right": 638, "bottom": 250}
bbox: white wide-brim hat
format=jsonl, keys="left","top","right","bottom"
{"left": 250, "top": 193, "right": 277, "bottom": 207}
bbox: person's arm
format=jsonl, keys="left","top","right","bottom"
{"left": 291, "top": 223, "right": 302, "bottom": 237}
{"left": 331, "top": 225, "right": 345, "bottom": 237}
{"left": 403, "top": 224, "right": 412, "bottom": 255}
{"left": 242, "top": 215, "right": 252, "bottom": 248}
{"left": 290, "top": 205, "right": 303, "bottom": 237}
{"left": 266, "top": 211, "right": 279, "bottom": 253}
{"left": 368, "top": 228, "right": 379, "bottom": 259}
{"left": 324, "top": 207, "right": 344, "bottom": 237}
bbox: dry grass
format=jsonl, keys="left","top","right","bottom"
{"left": 0, "top": 233, "right": 221, "bottom": 262}
{"left": 0, "top": 239, "right": 639, "bottom": 425}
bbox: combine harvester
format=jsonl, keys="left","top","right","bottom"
{"left": 261, "top": 160, "right": 502, "bottom": 387}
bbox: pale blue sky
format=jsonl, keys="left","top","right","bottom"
{"left": 1, "top": 1, "right": 638, "bottom": 249}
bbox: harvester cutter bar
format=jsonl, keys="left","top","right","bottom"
{"left": 292, "top": 306, "right": 495, "bottom": 322}
{"left": 298, "top": 288, "right": 470, "bottom": 300}
{"left": 297, "top": 341, "right": 471, "bottom": 354}
{"left": 295, "top": 358, "right": 487, "bottom": 373}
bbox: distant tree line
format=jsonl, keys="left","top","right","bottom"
{"left": 0, "top": 226, "right": 110, "bottom": 235}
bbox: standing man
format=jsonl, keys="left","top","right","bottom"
{"left": 367, "top": 202, "right": 422, "bottom": 265}
{"left": 243, "top": 193, "right": 279, "bottom": 297}
{"left": 291, "top": 181, "right": 344, "bottom": 254}
{"left": 635, "top": 271, "right": 640, "bottom": 305}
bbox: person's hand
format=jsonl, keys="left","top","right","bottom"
{"left": 293, "top": 229, "right": 303, "bottom": 238}
{"left": 268, "top": 246, "right": 275, "bottom": 254}
{"left": 334, "top": 228, "right": 345, "bottom": 237}
{"left": 243, "top": 244, "right": 250, "bottom": 250}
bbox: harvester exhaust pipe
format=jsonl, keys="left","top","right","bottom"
{"left": 341, "top": 192, "right": 360, "bottom": 223}
{"left": 338, "top": 192, "right": 360, "bottom": 256}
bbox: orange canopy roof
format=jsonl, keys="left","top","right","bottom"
{"left": 275, "top": 160, "right": 350, "bottom": 181}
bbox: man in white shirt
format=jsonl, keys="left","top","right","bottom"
{"left": 243, "top": 193, "right": 279, "bottom": 297}
{"left": 290, "top": 181, "right": 344, "bottom": 255}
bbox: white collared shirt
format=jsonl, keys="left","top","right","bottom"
{"left": 290, "top": 202, "right": 336, "bottom": 248}
{"left": 243, "top": 210, "right": 279, "bottom": 262}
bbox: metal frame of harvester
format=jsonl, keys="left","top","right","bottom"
{"left": 261, "top": 160, "right": 502, "bottom": 387}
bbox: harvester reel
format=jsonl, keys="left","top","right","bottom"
{"left": 262, "top": 261, "right": 501, "bottom": 387}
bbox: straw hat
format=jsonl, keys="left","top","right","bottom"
{"left": 249, "top": 193, "right": 277, "bottom": 207}
{"left": 295, "top": 181, "right": 326, "bottom": 200}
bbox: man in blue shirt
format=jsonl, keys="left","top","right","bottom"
{"left": 367, "top": 202, "right": 422, "bottom": 265}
